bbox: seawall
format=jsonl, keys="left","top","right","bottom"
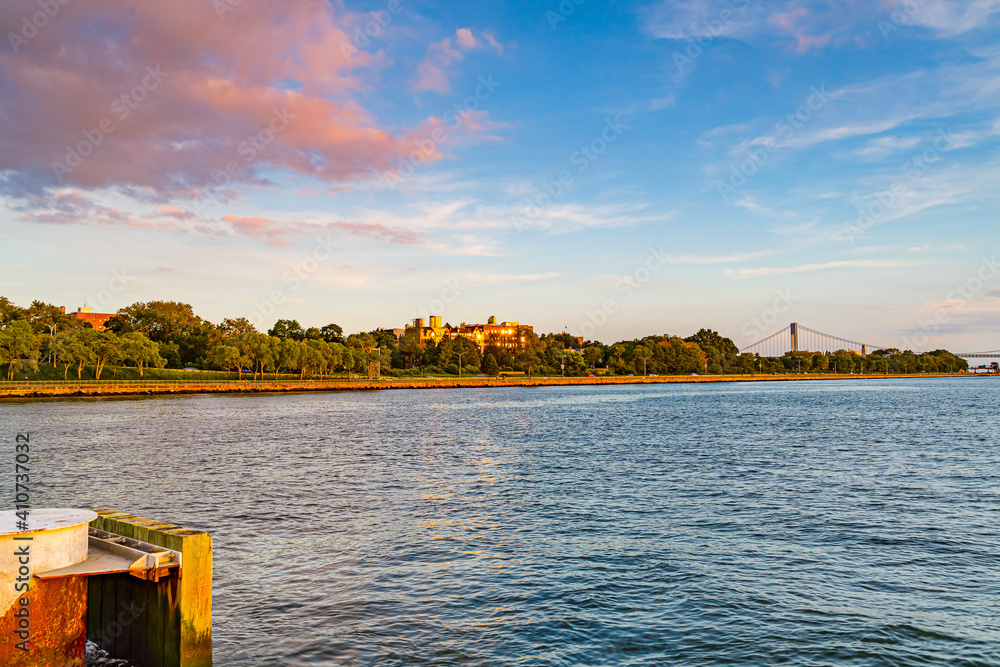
{"left": 0, "top": 373, "right": 980, "bottom": 399}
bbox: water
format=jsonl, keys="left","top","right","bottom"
{"left": 2, "top": 378, "right": 999, "bottom": 666}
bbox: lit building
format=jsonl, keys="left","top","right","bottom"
{"left": 403, "top": 315, "right": 533, "bottom": 351}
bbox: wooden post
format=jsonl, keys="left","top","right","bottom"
{"left": 88, "top": 510, "right": 212, "bottom": 667}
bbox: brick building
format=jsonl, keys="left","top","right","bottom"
{"left": 63, "top": 306, "right": 115, "bottom": 331}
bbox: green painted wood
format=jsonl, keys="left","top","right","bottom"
{"left": 126, "top": 576, "right": 146, "bottom": 666}
{"left": 99, "top": 572, "right": 117, "bottom": 655}
{"left": 86, "top": 576, "right": 102, "bottom": 641}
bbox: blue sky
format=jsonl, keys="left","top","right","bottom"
{"left": 1, "top": 0, "right": 999, "bottom": 351}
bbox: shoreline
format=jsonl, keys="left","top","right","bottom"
{"left": 0, "top": 373, "right": 985, "bottom": 400}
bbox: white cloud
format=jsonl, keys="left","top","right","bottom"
{"left": 705, "top": 47, "right": 1000, "bottom": 174}
{"left": 647, "top": 0, "right": 1000, "bottom": 48}
{"left": 727, "top": 259, "right": 919, "bottom": 279}
{"left": 459, "top": 272, "right": 560, "bottom": 286}
{"left": 848, "top": 136, "right": 923, "bottom": 159}
{"left": 904, "top": 0, "right": 1000, "bottom": 36}
{"left": 668, "top": 250, "right": 774, "bottom": 264}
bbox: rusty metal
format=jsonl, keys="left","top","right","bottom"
{"left": 0, "top": 509, "right": 95, "bottom": 667}
{"left": 0, "top": 574, "right": 88, "bottom": 667}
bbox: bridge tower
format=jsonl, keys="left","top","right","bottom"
{"left": 790, "top": 323, "right": 799, "bottom": 353}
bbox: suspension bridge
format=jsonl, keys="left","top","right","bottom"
{"left": 741, "top": 323, "right": 1000, "bottom": 359}
{"left": 741, "top": 323, "right": 883, "bottom": 357}
{"left": 955, "top": 350, "right": 1000, "bottom": 359}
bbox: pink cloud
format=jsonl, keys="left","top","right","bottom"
{"left": 11, "top": 187, "right": 426, "bottom": 247}
{"left": 770, "top": 6, "right": 833, "bottom": 53}
{"left": 455, "top": 28, "right": 478, "bottom": 50}
{"left": 0, "top": 0, "right": 493, "bottom": 199}
{"left": 328, "top": 221, "right": 426, "bottom": 245}
{"left": 221, "top": 215, "right": 291, "bottom": 245}
{"left": 411, "top": 28, "right": 504, "bottom": 93}
{"left": 13, "top": 191, "right": 153, "bottom": 228}
{"left": 217, "top": 216, "right": 426, "bottom": 246}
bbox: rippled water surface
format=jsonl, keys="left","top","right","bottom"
{"left": 3, "top": 378, "right": 999, "bottom": 666}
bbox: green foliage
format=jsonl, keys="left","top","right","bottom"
{"left": 0, "top": 297, "right": 24, "bottom": 325}
{"left": 369, "top": 329, "right": 400, "bottom": 350}
{"left": 211, "top": 345, "right": 246, "bottom": 378}
{"left": 515, "top": 350, "right": 541, "bottom": 377}
{"left": 218, "top": 317, "right": 257, "bottom": 339}
{"left": 0, "top": 320, "right": 43, "bottom": 380}
{"left": 482, "top": 353, "right": 499, "bottom": 376}
{"left": 685, "top": 329, "right": 738, "bottom": 373}
{"left": 116, "top": 301, "right": 203, "bottom": 342}
{"left": 268, "top": 319, "right": 306, "bottom": 340}
{"left": 320, "top": 323, "right": 344, "bottom": 343}
{"left": 120, "top": 332, "right": 166, "bottom": 377}
{"left": 111, "top": 301, "right": 218, "bottom": 367}
{"left": 24, "top": 301, "right": 86, "bottom": 335}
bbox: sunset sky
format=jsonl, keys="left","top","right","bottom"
{"left": 1, "top": 0, "right": 999, "bottom": 350}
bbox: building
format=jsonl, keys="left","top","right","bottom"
{"left": 404, "top": 315, "right": 533, "bottom": 351}
{"left": 63, "top": 306, "right": 115, "bottom": 331}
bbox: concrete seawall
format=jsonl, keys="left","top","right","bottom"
{"left": 0, "top": 374, "right": 977, "bottom": 399}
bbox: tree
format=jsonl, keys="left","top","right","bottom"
{"left": 608, "top": 343, "right": 629, "bottom": 374}
{"left": 320, "top": 341, "right": 344, "bottom": 377}
{"left": 320, "top": 323, "right": 344, "bottom": 343}
{"left": 88, "top": 331, "right": 123, "bottom": 380}
{"left": 483, "top": 353, "right": 499, "bottom": 376}
{"left": 346, "top": 332, "right": 377, "bottom": 352}
{"left": 0, "top": 297, "right": 24, "bottom": 325}
{"left": 218, "top": 317, "right": 256, "bottom": 339}
{"left": 830, "top": 350, "right": 857, "bottom": 373}
{"left": 270, "top": 337, "right": 300, "bottom": 378}
{"left": 555, "top": 349, "right": 587, "bottom": 376}
{"left": 24, "top": 301, "right": 84, "bottom": 336}
{"left": 172, "top": 323, "right": 221, "bottom": 368}
{"left": 158, "top": 341, "right": 182, "bottom": 368}
{"left": 633, "top": 344, "right": 654, "bottom": 376}
{"left": 120, "top": 332, "right": 166, "bottom": 377}
{"left": 0, "top": 321, "right": 43, "bottom": 380}
{"left": 103, "top": 314, "right": 136, "bottom": 335}
{"left": 50, "top": 331, "right": 92, "bottom": 380}
{"left": 237, "top": 333, "right": 274, "bottom": 380}
{"left": 685, "top": 329, "right": 737, "bottom": 374}
{"left": 294, "top": 342, "right": 325, "bottom": 379}
{"left": 369, "top": 329, "right": 400, "bottom": 350}
{"left": 436, "top": 336, "right": 480, "bottom": 372}
{"left": 515, "top": 350, "right": 541, "bottom": 379}
{"left": 268, "top": 319, "right": 305, "bottom": 341}
{"left": 584, "top": 345, "right": 603, "bottom": 369}
{"left": 399, "top": 327, "right": 422, "bottom": 368}
{"left": 211, "top": 345, "right": 246, "bottom": 379}
{"left": 116, "top": 301, "right": 203, "bottom": 342}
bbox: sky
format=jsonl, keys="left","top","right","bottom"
{"left": 1, "top": 0, "right": 999, "bottom": 352}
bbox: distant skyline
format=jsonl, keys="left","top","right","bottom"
{"left": 1, "top": 0, "right": 999, "bottom": 350}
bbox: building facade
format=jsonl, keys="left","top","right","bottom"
{"left": 406, "top": 315, "right": 533, "bottom": 351}
{"left": 63, "top": 306, "right": 115, "bottom": 331}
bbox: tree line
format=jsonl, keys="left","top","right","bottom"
{"left": 0, "top": 297, "right": 970, "bottom": 380}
